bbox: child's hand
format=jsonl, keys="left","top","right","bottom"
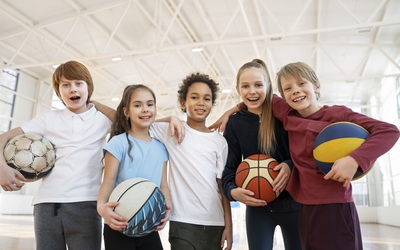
{"left": 156, "top": 203, "right": 171, "bottom": 231}
{"left": 208, "top": 106, "right": 239, "bottom": 132}
{"left": 271, "top": 162, "right": 290, "bottom": 193}
{"left": 324, "top": 156, "right": 359, "bottom": 187}
{"left": 168, "top": 116, "right": 185, "bottom": 144}
{"left": 0, "top": 162, "right": 26, "bottom": 191}
{"left": 98, "top": 201, "right": 128, "bottom": 231}
{"left": 220, "top": 226, "right": 233, "bottom": 250}
{"left": 231, "top": 187, "right": 267, "bottom": 207}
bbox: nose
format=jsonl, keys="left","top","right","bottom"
{"left": 70, "top": 85, "right": 77, "bottom": 93}
{"left": 291, "top": 85, "right": 300, "bottom": 94}
{"left": 249, "top": 85, "right": 256, "bottom": 94}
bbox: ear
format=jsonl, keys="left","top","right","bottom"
{"left": 314, "top": 84, "right": 320, "bottom": 93}
{"left": 180, "top": 101, "right": 186, "bottom": 112}
{"left": 123, "top": 107, "right": 129, "bottom": 119}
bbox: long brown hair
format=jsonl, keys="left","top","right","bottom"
{"left": 236, "top": 59, "right": 276, "bottom": 155}
{"left": 109, "top": 84, "right": 156, "bottom": 160}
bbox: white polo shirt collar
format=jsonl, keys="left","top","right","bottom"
{"left": 62, "top": 103, "right": 96, "bottom": 121}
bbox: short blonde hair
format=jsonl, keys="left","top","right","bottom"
{"left": 277, "top": 62, "right": 321, "bottom": 100}
{"left": 52, "top": 61, "right": 94, "bottom": 104}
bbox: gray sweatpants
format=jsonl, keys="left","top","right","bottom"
{"left": 33, "top": 201, "right": 102, "bottom": 250}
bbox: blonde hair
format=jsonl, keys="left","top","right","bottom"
{"left": 277, "top": 62, "right": 321, "bottom": 100}
{"left": 52, "top": 61, "right": 94, "bottom": 104}
{"left": 236, "top": 59, "right": 276, "bottom": 155}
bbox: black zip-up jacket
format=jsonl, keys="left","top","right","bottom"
{"left": 222, "top": 109, "right": 300, "bottom": 212}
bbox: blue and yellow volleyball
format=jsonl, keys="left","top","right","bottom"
{"left": 313, "top": 122, "right": 370, "bottom": 180}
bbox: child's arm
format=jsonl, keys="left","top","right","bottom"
{"left": 0, "top": 127, "right": 27, "bottom": 191}
{"left": 155, "top": 116, "right": 185, "bottom": 144}
{"left": 92, "top": 100, "right": 116, "bottom": 122}
{"left": 324, "top": 110, "right": 400, "bottom": 187}
{"left": 97, "top": 152, "right": 128, "bottom": 230}
{"left": 217, "top": 178, "right": 233, "bottom": 250}
{"left": 208, "top": 105, "right": 241, "bottom": 133}
{"left": 156, "top": 161, "right": 172, "bottom": 231}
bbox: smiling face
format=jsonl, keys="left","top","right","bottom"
{"left": 237, "top": 67, "right": 268, "bottom": 115}
{"left": 58, "top": 76, "right": 89, "bottom": 114}
{"left": 123, "top": 88, "right": 156, "bottom": 131}
{"left": 181, "top": 82, "right": 212, "bottom": 127}
{"left": 280, "top": 74, "right": 320, "bottom": 117}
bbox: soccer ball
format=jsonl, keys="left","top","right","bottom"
{"left": 4, "top": 133, "right": 56, "bottom": 182}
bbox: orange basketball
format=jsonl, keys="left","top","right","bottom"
{"left": 235, "top": 154, "right": 280, "bottom": 202}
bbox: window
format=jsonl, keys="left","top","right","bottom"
{"left": 0, "top": 69, "right": 19, "bottom": 133}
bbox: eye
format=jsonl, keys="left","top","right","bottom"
{"left": 241, "top": 85, "right": 249, "bottom": 89}
{"left": 191, "top": 96, "right": 198, "bottom": 100}
{"left": 284, "top": 87, "right": 291, "bottom": 91}
{"left": 205, "top": 98, "right": 211, "bottom": 102}
{"left": 134, "top": 104, "right": 141, "bottom": 108}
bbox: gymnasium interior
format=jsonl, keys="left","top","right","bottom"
{"left": 0, "top": 0, "right": 399, "bottom": 249}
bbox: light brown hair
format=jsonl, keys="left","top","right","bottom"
{"left": 276, "top": 62, "right": 321, "bottom": 100}
{"left": 236, "top": 59, "right": 276, "bottom": 155}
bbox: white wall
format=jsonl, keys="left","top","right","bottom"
{"left": 358, "top": 206, "right": 400, "bottom": 227}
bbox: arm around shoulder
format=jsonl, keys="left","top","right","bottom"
{"left": 92, "top": 100, "right": 116, "bottom": 122}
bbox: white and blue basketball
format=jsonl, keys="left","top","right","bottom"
{"left": 108, "top": 178, "right": 166, "bottom": 237}
{"left": 313, "top": 122, "right": 370, "bottom": 180}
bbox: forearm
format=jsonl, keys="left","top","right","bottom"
{"left": 92, "top": 100, "right": 116, "bottom": 122}
{"left": 218, "top": 179, "right": 232, "bottom": 228}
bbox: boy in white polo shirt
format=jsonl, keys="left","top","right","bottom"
{"left": 0, "top": 60, "right": 112, "bottom": 250}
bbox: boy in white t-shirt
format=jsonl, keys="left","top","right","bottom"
{"left": 0, "top": 61, "right": 112, "bottom": 250}
{"left": 151, "top": 73, "right": 233, "bottom": 250}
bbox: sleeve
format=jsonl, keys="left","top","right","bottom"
{"left": 222, "top": 118, "right": 242, "bottom": 201}
{"left": 271, "top": 94, "right": 291, "bottom": 123}
{"left": 159, "top": 141, "right": 169, "bottom": 163}
{"left": 103, "top": 135, "right": 126, "bottom": 162}
{"left": 149, "top": 122, "right": 170, "bottom": 144}
{"left": 344, "top": 108, "right": 400, "bottom": 172}
{"left": 274, "top": 118, "right": 294, "bottom": 170}
{"left": 20, "top": 112, "right": 50, "bottom": 135}
{"left": 216, "top": 138, "right": 228, "bottom": 179}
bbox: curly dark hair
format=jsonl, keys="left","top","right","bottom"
{"left": 177, "top": 72, "right": 219, "bottom": 112}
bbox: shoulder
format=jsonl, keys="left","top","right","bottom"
{"left": 108, "top": 133, "right": 127, "bottom": 144}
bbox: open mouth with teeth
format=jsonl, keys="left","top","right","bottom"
{"left": 293, "top": 96, "right": 305, "bottom": 103}
{"left": 195, "top": 109, "right": 206, "bottom": 114}
{"left": 247, "top": 97, "right": 259, "bottom": 102}
{"left": 139, "top": 116, "right": 152, "bottom": 120}
{"left": 70, "top": 96, "right": 80, "bottom": 101}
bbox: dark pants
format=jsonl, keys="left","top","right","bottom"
{"left": 33, "top": 201, "right": 102, "bottom": 250}
{"left": 299, "top": 202, "right": 363, "bottom": 250}
{"left": 103, "top": 224, "right": 163, "bottom": 250}
{"left": 169, "top": 221, "right": 224, "bottom": 250}
{"left": 246, "top": 205, "right": 301, "bottom": 250}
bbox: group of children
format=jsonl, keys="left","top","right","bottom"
{"left": 0, "top": 59, "right": 399, "bottom": 250}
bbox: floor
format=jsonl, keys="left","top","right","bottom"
{"left": 1, "top": 204, "right": 400, "bottom": 250}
